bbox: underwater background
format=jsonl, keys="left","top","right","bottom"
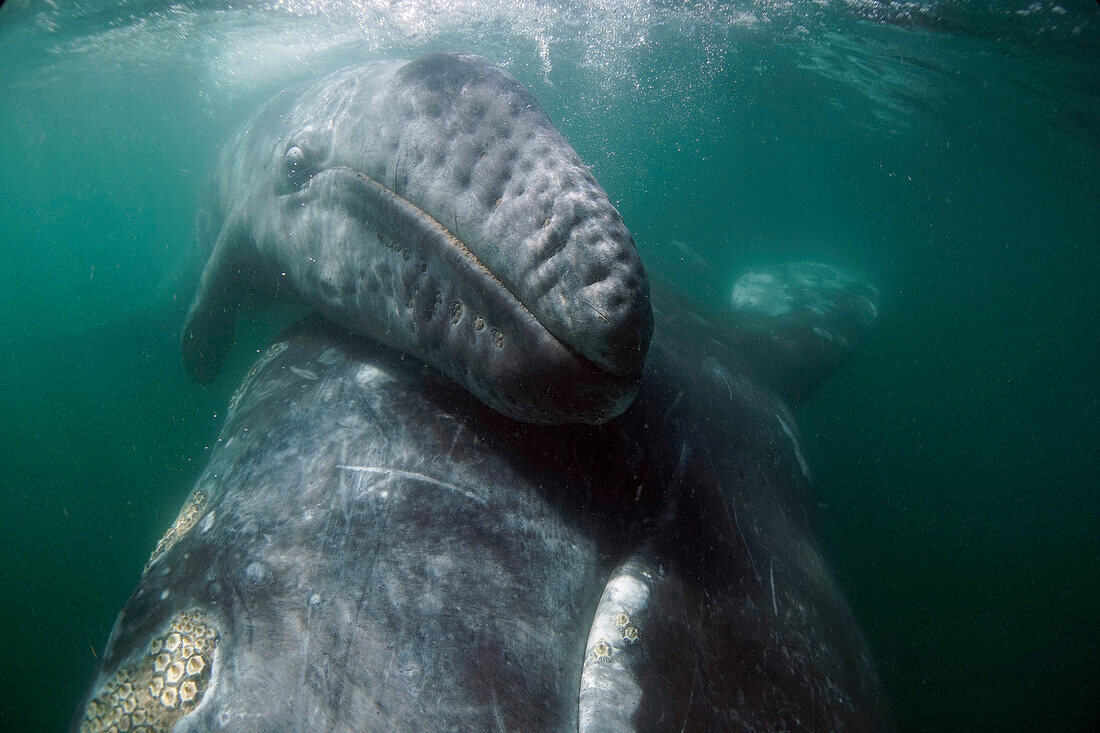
{"left": 0, "top": 1, "right": 1096, "bottom": 730}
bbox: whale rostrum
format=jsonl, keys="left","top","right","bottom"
{"left": 183, "top": 53, "right": 652, "bottom": 425}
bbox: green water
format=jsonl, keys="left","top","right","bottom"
{"left": 1, "top": 1, "right": 1097, "bottom": 730}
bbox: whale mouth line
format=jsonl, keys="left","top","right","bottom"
{"left": 296, "top": 165, "right": 618, "bottom": 378}
{"left": 334, "top": 166, "right": 533, "bottom": 316}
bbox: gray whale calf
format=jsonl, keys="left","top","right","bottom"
{"left": 78, "top": 264, "right": 890, "bottom": 731}
{"left": 184, "top": 53, "right": 652, "bottom": 425}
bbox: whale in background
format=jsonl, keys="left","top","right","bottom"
{"left": 80, "top": 262, "right": 890, "bottom": 731}
{"left": 183, "top": 53, "right": 652, "bottom": 425}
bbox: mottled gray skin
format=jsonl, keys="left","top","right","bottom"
{"left": 83, "top": 266, "right": 890, "bottom": 731}
{"left": 184, "top": 53, "right": 652, "bottom": 424}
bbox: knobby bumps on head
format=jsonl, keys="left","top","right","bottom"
{"left": 184, "top": 53, "right": 652, "bottom": 424}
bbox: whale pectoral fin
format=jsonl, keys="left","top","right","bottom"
{"left": 182, "top": 295, "right": 236, "bottom": 384}
{"left": 726, "top": 262, "right": 880, "bottom": 405}
{"left": 580, "top": 548, "right": 696, "bottom": 731}
{"left": 182, "top": 225, "right": 249, "bottom": 384}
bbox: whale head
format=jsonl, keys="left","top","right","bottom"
{"left": 191, "top": 54, "right": 652, "bottom": 424}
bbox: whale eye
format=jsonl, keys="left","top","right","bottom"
{"left": 284, "top": 145, "right": 312, "bottom": 189}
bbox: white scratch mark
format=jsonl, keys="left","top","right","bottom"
{"left": 776, "top": 413, "right": 811, "bottom": 481}
{"left": 582, "top": 299, "right": 609, "bottom": 322}
{"left": 289, "top": 366, "right": 318, "bottom": 380}
{"left": 723, "top": 488, "right": 761, "bottom": 583}
{"left": 446, "top": 424, "right": 465, "bottom": 461}
{"left": 720, "top": 373, "right": 733, "bottom": 401}
{"left": 662, "top": 389, "right": 684, "bottom": 420}
{"left": 490, "top": 682, "right": 506, "bottom": 733}
{"left": 707, "top": 359, "right": 734, "bottom": 401}
{"left": 770, "top": 563, "right": 778, "bottom": 616}
{"left": 679, "top": 673, "right": 697, "bottom": 733}
{"left": 335, "top": 465, "right": 487, "bottom": 507}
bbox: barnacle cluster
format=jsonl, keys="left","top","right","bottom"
{"left": 614, "top": 611, "right": 640, "bottom": 645}
{"left": 144, "top": 491, "right": 207, "bottom": 573}
{"left": 228, "top": 340, "right": 288, "bottom": 413}
{"left": 80, "top": 610, "right": 219, "bottom": 732}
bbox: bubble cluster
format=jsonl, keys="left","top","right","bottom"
{"left": 144, "top": 491, "right": 208, "bottom": 573}
{"left": 80, "top": 610, "right": 219, "bottom": 732}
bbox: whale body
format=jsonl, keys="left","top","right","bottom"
{"left": 183, "top": 53, "right": 652, "bottom": 425}
{"left": 79, "top": 264, "right": 890, "bottom": 731}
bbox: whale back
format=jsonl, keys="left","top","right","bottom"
{"left": 82, "top": 279, "right": 891, "bottom": 729}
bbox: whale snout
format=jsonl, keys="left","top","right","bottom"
{"left": 194, "top": 54, "right": 653, "bottom": 425}
{"left": 466, "top": 131, "right": 652, "bottom": 382}
{"left": 289, "top": 166, "right": 644, "bottom": 424}
{"left": 561, "top": 230, "right": 652, "bottom": 377}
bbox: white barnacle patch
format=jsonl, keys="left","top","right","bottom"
{"left": 145, "top": 491, "right": 208, "bottom": 573}
{"left": 79, "top": 610, "right": 219, "bottom": 733}
{"left": 228, "top": 341, "right": 288, "bottom": 413}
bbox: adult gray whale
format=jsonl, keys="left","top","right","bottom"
{"left": 184, "top": 53, "right": 652, "bottom": 425}
{"left": 77, "top": 263, "right": 890, "bottom": 731}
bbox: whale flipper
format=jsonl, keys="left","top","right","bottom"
{"left": 182, "top": 220, "right": 259, "bottom": 384}
{"left": 580, "top": 548, "right": 696, "bottom": 731}
{"left": 727, "top": 261, "right": 880, "bottom": 405}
